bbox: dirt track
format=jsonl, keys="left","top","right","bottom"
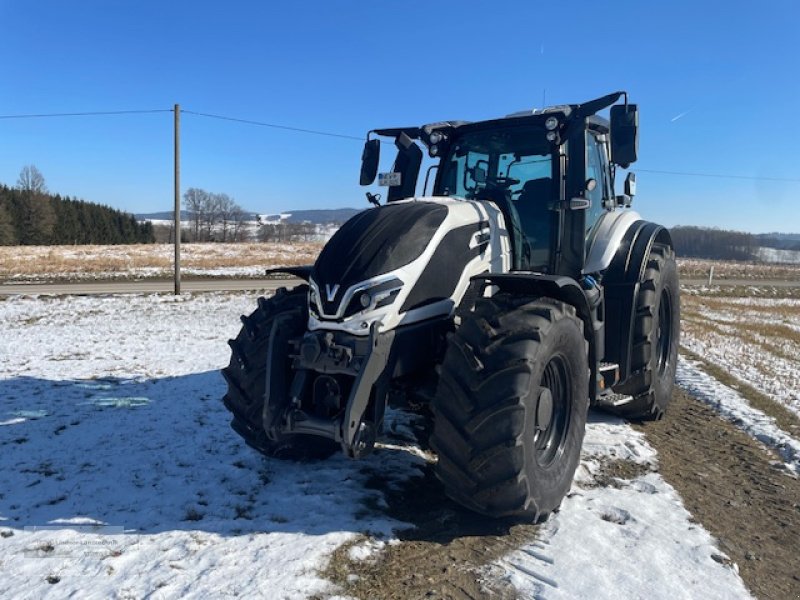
{"left": 636, "top": 389, "right": 800, "bottom": 600}
{"left": 321, "top": 389, "right": 800, "bottom": 600}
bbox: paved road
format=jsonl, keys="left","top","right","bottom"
{"left": 1, "top": 277, "right": 798, "bottom": 296}
{"left": 0, "top": 278, "right": 305, "bottom": 296}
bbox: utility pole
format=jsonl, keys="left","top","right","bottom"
{"left": 174, "top": 104, "right": 181, "bottom": 295}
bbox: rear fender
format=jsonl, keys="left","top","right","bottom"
{"left": 602, "top": 221, "right": 673, "bottom": 383}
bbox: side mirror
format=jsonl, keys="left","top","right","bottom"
{"left": 359, "top": 139, "right": 380, "bottom": 185}
{"left": 610, "top": 104, "right": 639, "bottom": 168}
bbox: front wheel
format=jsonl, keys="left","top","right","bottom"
{"left": 222, "top": 286, "right": 338, "bottom": 460}
{"left": 430, "top": 295, "right": 589, "bottom": 520}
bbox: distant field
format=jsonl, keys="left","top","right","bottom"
{"left": 0, "top": 243, "right": 324, "bottom": 282}
{"left": 1, "top": 244, "right": 799, "bottom": 283}
{"left": 677, "top": 257, "right": 800, "bottom": 280}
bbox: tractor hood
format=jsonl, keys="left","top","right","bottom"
{"left": 311, "top": 202, "right": 447, "bottom": 315}
{"left": 307, "top": 198, "right": 510, "bottom": 335}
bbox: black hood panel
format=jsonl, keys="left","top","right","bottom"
{"left": 311, "top": 202, "right": 447, "bottom": 313}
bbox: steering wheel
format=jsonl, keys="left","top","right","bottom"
{"left": 486, "top": 176, "right": 520, "bottom": 187}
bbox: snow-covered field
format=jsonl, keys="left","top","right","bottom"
{"left": 4, "top": 244, "right": 800, "bottom": 285}
{"left": 0, "top": 292, "right": 758, "bottom": 599}
{"left": 0, "top": 243, "right": 323, "bottom": 282}
{"left": 681, "top": 290, "right": 800, "bottom": 419}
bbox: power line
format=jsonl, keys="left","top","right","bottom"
{"left": 637, "top": 168, "right": 800, "bottom": 183}
{"left": 182, "top": 110, "right": 363, "bottom": 141}
{"left": 1, "top": 106, "right": 798, "bottom": 183}
{"left": 0, "top": 109, "right": 172, "bottom": 119}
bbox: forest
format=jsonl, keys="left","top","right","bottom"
{"left": 670, "top": 226, "right": 760, "bottom": 261}
{"left": 0, "top": 167, "right": 153, "bottom": 245}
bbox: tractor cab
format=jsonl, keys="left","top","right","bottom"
{"left": 360, "top": 91, "right": 639, "bottom": 280}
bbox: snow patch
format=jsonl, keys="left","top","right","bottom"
{"left": 494, "top": 412, "right": 752, "bottom": 599}
{"left": 677, "top": 357, "right": 800, "bottom": 476}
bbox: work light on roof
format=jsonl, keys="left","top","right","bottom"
{"left": 545, "top": 116, "right": 559, "bottom": 131}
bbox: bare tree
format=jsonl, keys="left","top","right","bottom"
{"left": 216, "top": 193, "right": 235, "bottom": 242}
{"left": 183, "top": 187, "right": 209, "bottom": 241}
{"left": 17, "top": 165, "right": 48, "bottom": 194}
{"left": 16, "top": 165, "right": 54, "bottom": 244}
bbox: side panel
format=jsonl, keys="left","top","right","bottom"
{"left": 602, "top": 221, "right": 672, "bottom": 382}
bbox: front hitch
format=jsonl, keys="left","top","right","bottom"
{"left": 265, "top": 322, "right": 394, "bottom": 458}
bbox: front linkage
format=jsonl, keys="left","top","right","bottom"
{"left": 263, "top": 322, "right": 394, "bottom": 458}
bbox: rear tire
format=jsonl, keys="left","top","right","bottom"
{"left": 610, "top": 244, "right": 680, "bottom": 420}
{"left": 430, "top": 295, "right": 589, "bottom": 520}
{"left": 222, "top": 286, "right": 338, "bottom": 460}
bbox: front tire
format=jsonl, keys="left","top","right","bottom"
{"left": 430, "top": 295, "right": 589, "bottom": 520}
{"left": 611, "top": 244, "right": 680, "bottom": 420}
{"left": 222, "top": 286, "right": 337, "bottom": 459}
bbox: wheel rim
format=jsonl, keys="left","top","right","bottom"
{"left": 534, "top": 354, "right": 572, "bottom": 468}
{"left": 656, "top": 288, "right": 673, "bottom": 377}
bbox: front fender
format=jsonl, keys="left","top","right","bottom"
{"left": 469, "top": 273, "right": 598, "bottom": 402}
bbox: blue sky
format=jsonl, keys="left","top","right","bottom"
{"left": 1, "top": 0, "right": 798, "bottom": 233}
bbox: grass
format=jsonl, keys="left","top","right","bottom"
{"left": 0, "top": 242, "right": 324, "bottom": 281}
{"left": 678, "top": 257, "right": 800, "bottom": 281}
{"left": 679, "top": 287, "right": 800, "bottom": 437}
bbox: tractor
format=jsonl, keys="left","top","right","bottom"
{"left": 222, "top": 91, "right": 680, "bottom": 520}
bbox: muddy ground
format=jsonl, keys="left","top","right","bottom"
{"left": 635, "top": 389, "right": 800, "bottom": 600}
{"left": 321, "top": 389, "right": 800, "bottom": 600}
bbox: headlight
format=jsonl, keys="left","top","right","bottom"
{"left": 341, "top": 277, "right": 404, "bottom": 319}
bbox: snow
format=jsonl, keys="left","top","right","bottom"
{"left": 754, "top": 246, "right": 800, "bottom": 264}
{"left": 681, "top": 294, "right": 800, "bottom": 418}
{"left": 493, "top": 413, "right": 753, "bottom": 599}
{"left": 0, "top": 292, "right": 753, "bottom": 598}
{"left": 0, "top": 293, "right": 424, "bottom": 599}
{"left": 677, "top": 357, "right": 800, "bottom": 476}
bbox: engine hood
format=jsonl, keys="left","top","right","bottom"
{"left": 308, "top": 197, "right": 510, "bottom": 335}
{"left": 311, "top": 202, "right": 447, "bottom": 315}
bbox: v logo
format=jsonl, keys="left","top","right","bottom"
{"left": 325, "top": 284, "right": 340, "bottom": 302}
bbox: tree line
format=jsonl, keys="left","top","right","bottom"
{"left": 670, "top": 226, "right": 758, "bottom": 261}
{"left": 160, "top": 187, "right": 322, "bottom": 243}
{"left": 0, "top": 166, "right": 154, "bottom": 245}
{"left": 181, "top": 187, "right": 250, "bottom": 242}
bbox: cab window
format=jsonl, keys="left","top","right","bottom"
{"left": 585, "top": 133, "right": 607, "bottom": 237}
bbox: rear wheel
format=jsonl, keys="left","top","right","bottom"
{"left": 611, "top": 244, "right": 680, "bottom": 420}
{"left": 430, "top": 295, "right": 589, "bottom": 520}
{"left": 222, "top": 286, "right": 338, "bottom": 459}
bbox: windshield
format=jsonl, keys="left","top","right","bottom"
{"left": 435, "top": 125, "right": 556, "bottom": 271}
{"left": 435, "top": 125, "right": 553, "bottom": 199}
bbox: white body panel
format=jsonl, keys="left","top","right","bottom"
{"left": 308, "top": 197, "right": 510, "bottom": 336}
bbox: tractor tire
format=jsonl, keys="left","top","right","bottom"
{"left": 610, "top": 244, "right": 680, "bottom": 420}
{"left": 222, "top": 285, "right": 338, "bottom": 460}
{"left": 430, "top": 295, "right": 589, "bottom": 520}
